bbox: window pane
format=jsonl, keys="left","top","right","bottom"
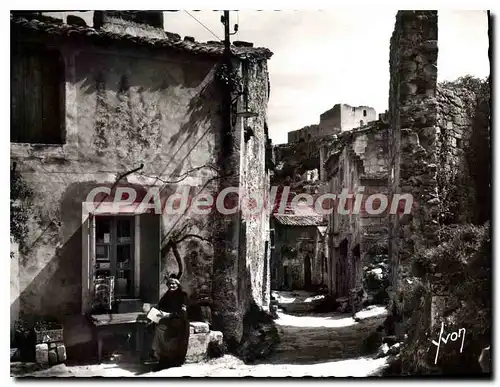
{"left": 96, "top": 217, "right": 111, "bottom": 244}
{"left": 115, "top": 270, "right": 132, "bottom": 297}
{"left": 117, "top": 245, "right": 131, "bottom": 267}
{"left": 117, "top": 219, "right": 132, "bottom": 239}
{"left": 96, "top": 245, "right": 109, "bottom": 260}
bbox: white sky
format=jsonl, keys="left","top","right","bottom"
{"left": 162, "top": 10, "right": 490, "bottom": 144}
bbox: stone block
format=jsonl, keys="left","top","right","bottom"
{"left": 185, "top": 332, "right": 211, "bottom": 363}
{"left": 189, "top": 321, "right": 209, "bottom": 334}
{"left": 48, "top": 348, "right": 58, "bottom": 365}
{"left": 209, "top": 330, "right": 223, "bottom": 345}
{"left": 400, "top": 82, "right": 418, "bottom": 96}
{"left": 421, "top": 39, "right": 438, "bottom": 52}
{"left": 207, "top": 331, "right": 224, "bottom": 358}
{"left": 56, "top": 343, "right": 67, "bottom": 363}
{"left": 35, "top": 343, "right": 49, "bottom": 365}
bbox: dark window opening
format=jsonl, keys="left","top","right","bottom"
{"left": 363, "top": 109, "right": 367, "bottom": 117}
{"left": 352, "top": 107, "right": 356, "bottom": 112}
{"left": 11, "top": 45, "right": 65, "bottom": 144}
{"left": 94, "top": 216, "right": 135, "bottom": 301}
{"left": 456, "top": 138, "right": 463, "bottom": 149}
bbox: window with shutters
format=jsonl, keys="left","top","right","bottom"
{"left": 11, "top": 45, "right": 65, "bottom": 144}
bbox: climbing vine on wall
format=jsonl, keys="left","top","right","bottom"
{"left": 215, "top": 63, "right": 243, "bottom": 93}
{"left": 11, "top": 164, "right": 34, "bottom": 255}
{"left": 93, "top": 73, "right": 163, "bottom": 164}
{"left": 437, "top": 76, "right": 490, "bottom": 227}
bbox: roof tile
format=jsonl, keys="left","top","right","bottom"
{"left": 273, "top": 214, "right": 326, "bottom": 227}
{"left": 11, "top": 15, "right": 273, "bottom": 60}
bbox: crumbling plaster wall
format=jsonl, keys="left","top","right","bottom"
{"left": 10, "top": 40, "right": 224, "bottom": 320}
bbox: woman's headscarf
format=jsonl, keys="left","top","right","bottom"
{"left": 167, "top": 278, "right": 180, "bottom": 286}
{"left": 165, "top": 274, "right": 180, "bottom": 287}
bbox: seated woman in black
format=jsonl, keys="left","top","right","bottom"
{"left": 146, "top": 275, "right": 190, "bottom": 370}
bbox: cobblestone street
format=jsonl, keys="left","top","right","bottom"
{"left": 12, "top": 302, "right": 389, "bottom": 377}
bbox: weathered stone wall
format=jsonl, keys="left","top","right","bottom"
{"left": 209, "top": 56, "right": 272, "bottom": 351}
{"left": 287, "top": 124, "right": 320, "bottom": 143}
{"left": 11, "top": 37, "right": 222, "bottom": 320}
{"left": 324, "top": 121, "right": 389, "bottom": 296}
{"left": 436, "top": 85, "right": 477, "bottom": 224}
{"left": 388, "top": 10, "right": 485, "bottom": 289}
{"left": 239, "top": 59, "right": 272, "bottom": 310}
{"left": 386, "top": 12, "right": 490, "bottom": 374}
{"left": 318, "top": 104, "right": 342, "bottom": 137}
{"left": 387, "top": 10, "right": 439, "bottom": 292}
{"left": 273, "top": 137, "right": 336, "bottom": 185}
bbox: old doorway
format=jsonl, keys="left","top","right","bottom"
{"left": 304, "top": 254, "right": 312, "bottom": 290}
{"left": 336, "top": 239, "right": 349, "bottom": 297}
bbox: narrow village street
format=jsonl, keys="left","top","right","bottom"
{"left": 11, "top": 292, "right": 389, "bottom": 377}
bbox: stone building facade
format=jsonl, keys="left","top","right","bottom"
{"left": 10, "top": 11, "right": 273, "bottom": 354}
{"left": 270, "top": 205, "right": 327, "bottom": 291}
{"left": 323, "top": 119, "right": 389, "bottom": 298}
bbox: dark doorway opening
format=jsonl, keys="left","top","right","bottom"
{"left": 304, "top": 254, "right": 312, "bottom": 290}
{"left": 352, "top": 244, "right": 361, "bottom": 289}
{"left": 283, "top": 266, "right": 289, "bottom": 289}
{"left": 336, "top": 239, "right": 349, "bottom": 297}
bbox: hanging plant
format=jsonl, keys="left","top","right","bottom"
{"left": 215, "top": 63, "right": 244, "bottom": 95}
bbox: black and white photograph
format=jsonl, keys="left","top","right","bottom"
{"left": 8, "top": 5, "right": 492, "bottom": 378}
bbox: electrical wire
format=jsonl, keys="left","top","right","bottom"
{"left": 184, "top": 10, "right": 222, "bottom": 41}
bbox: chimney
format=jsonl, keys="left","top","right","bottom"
{"left": 93, "top": 11, "right": 168, "bottom": 40}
